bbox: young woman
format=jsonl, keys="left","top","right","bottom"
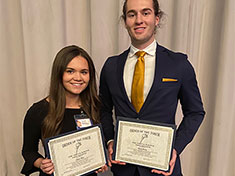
{"left": 21, "top": 45, "right": 107, "bottom": 176}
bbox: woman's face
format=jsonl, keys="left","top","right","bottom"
{"left": 62, "top": 56, "right": 90, "bottom": 98}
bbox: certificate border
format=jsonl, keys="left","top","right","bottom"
{"left": 44, "top": 124, "right": 107, "bottom": 176}
{"left": 113, "top": 116, "right": 176, "bottom": 172}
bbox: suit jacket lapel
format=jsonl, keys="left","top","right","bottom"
{"left": 117, "top": 44, "right": 167, "bottom": 113}
{"left": 141, "top": 44, "right": 166, "bottom": 112}
{"left": 117, "top": 48, "right": 136, "bottom": 111}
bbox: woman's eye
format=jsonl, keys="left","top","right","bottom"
{"left": 81, "top": 71, "right": 88, "bottom": 75}
{"left": 66, "top": 70, "right": 74, "bottom": 74}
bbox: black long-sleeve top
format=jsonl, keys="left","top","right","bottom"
{"left": 21, "top": 99, "right": 96, "bottom": 176}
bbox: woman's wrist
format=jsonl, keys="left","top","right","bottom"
{"left": 34, "top": 157, "right": 44, "bottom": 169}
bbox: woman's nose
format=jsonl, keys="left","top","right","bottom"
{"left": 73, "top": 72, "right": 81, "bottom": 80}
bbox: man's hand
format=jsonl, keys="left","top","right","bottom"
{"left": 151, "top": 149, "right": 177, "bottom": 176}
{"left": 107, "top": 141, "right": 126, "bottom": 166}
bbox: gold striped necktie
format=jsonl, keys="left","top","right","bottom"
{"left": 131, "top": 51, "right": 146, "bottom": 113}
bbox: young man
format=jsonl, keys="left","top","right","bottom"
{"left": 99, "top": 0, "right": 205, "bottom": 175}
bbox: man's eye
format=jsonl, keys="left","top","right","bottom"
{"left": 127, "top": 13, "right": 135, "bottom": 18}
{"left": 144, "top": 12, "right": 150, "bottom": 16}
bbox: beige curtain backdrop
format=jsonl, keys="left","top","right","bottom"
{"left": 0, "top": 0, "right": 234, "bottom": 175}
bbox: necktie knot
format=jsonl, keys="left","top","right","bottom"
{"left": 135, "top": 51, "right": 146, "bottom": 58}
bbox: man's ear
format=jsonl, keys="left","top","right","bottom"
{"left": 155, "top": 16, "right": 160, "bottom": 26}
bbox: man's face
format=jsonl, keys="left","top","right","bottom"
{"left": 125, "top": 0, "right": 159, "bottom": 49}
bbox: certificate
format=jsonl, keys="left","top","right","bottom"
{"left": 113, "top": 117, "right": 176, "bottom": 172}
{"left": 44, "top": 125, "right": 107, "bottom": 176}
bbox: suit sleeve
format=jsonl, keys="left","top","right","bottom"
{"left": 99, "top": 61, "right": 115, "bottom": 144}
{"left": 174, "top": 58, "right": 205, "bottom": 154}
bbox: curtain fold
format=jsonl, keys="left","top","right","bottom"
{"left": 208, "top": 0, "right": 235, "bottom": 174}
{"left": 90, "top": 0, "right": 119, "bottom": 74}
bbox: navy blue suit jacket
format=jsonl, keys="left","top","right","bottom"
{"left": 99, "top": 44, "right": 205, "bottom": 176}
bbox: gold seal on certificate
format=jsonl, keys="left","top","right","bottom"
{"left": 44, "top": 125, "right": 107, "bottom": 176}
{"left": 113, "top": 117, "right": 176, "bottom": 172}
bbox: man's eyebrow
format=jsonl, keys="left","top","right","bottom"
{"left": 127, "top": 8, "right": 153, "bottom": 14}
{"left": 127, "top": 9, "right": 136, "bottom": 14}
{"left": 142, "top": 8, "right": 153, "bottom": 12}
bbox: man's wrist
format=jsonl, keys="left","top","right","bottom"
{"left": 107, "top": 139, "right": 114, "bottom": 146}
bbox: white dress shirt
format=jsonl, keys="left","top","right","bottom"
{"left": 123, "top": 40, "right": 157, "bottom": 102}
{"left": 107, "top": 41, "right": 157, "bottom": 145}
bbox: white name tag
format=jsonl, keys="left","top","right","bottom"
{"left": 74, "top": 113, "right": 92, "bottom": 129}
{"left": 75, "top": 118, "right": 92, "bottom": 129}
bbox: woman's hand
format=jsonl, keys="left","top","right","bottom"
{"left": 37, "top": 158, "right": 54, "bottom": 175}
{"left": 95, "top": 164, "right": 109, "bottom": 173}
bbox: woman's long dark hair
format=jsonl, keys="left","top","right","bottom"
{"left": 42, "top": 45, "right": 100, "bottom": 139}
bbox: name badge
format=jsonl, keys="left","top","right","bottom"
{"left": 74, "top": 113, "right": 92, "bottom": 129}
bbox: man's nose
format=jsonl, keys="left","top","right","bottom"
{"left": 135, "top": 13, "right": 143, "bottom": 24}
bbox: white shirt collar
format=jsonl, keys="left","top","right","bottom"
{"left": 129, "top": 40, "right": 157, "bottom": 57}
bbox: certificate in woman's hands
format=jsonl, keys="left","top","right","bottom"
{"left": 44, "top": 125, "right": 107, "bottom": 176}
{"left": 113, "top": 117, "right": 176, "bottom": 172}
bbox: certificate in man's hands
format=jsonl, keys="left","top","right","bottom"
{"left": 44, "top": 125, "right": 107, "bottom": 176}
{"left": 113, "top": 117, "right": 176, "bottom": 172}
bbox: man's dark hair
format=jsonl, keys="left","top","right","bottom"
{"left": 122, "top": 0, "right": 164, "bottom": 21}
